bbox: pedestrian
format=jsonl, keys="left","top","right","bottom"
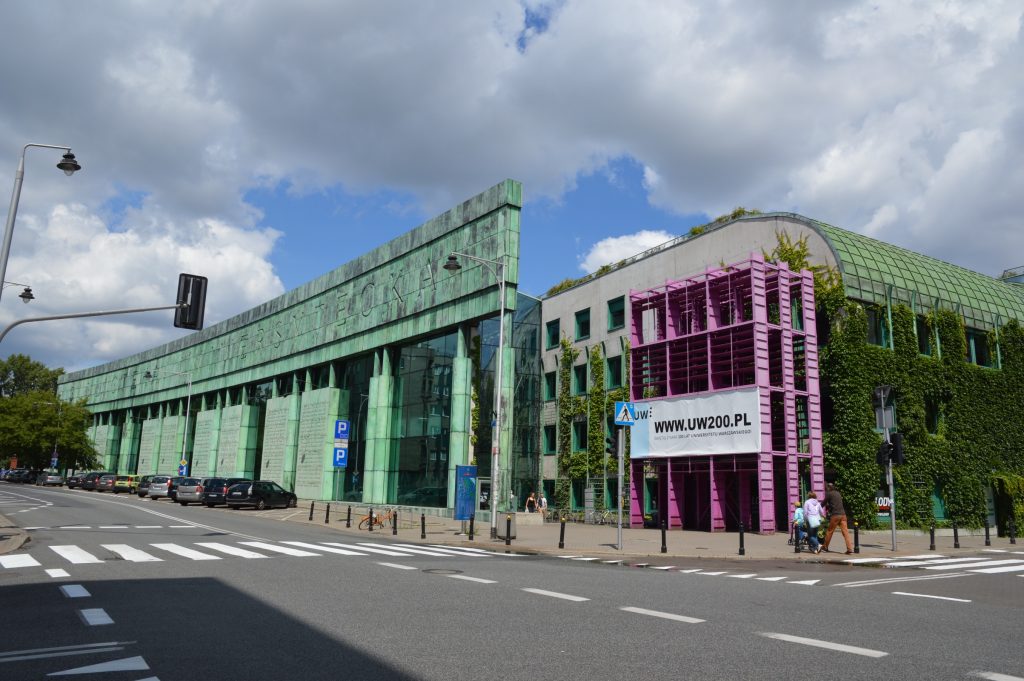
{"left": 526, "top": 491, "right": 537, "bottom": 513}
{"left": 791, "top": 500, "right": 806, "bottom": 547}
{"left": 823, "top": 482, "right": 854, "bottom": 554}
{"left": 538, "top": 492, "right": 548, "bottom": 520}
{"left": 803, "top": 491, "right": 825, "bottom": 554}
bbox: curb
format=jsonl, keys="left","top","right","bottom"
{"left": 0, "top": 513, "right": 30, "bottom": 556}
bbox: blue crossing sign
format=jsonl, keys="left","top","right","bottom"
{"left": 333, "top": 447, "right": 348, "bottom": 468}
{"left": 614, "top": 401, "right": 637, "bottom": 427}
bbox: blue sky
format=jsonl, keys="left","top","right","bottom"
{"left": 1, "top": 1, "right": 1021, "bottom": 371}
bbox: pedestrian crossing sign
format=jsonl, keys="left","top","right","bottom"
{"left": 614, "top": 401, "right": 636, "bottom": 426}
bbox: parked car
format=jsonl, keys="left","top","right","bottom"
{"left": 66, "top": 473, "right": 85, "bottom": 489}
{"left": 200, "top": 477, "right": 251, "bottom": 507}
{"left": 147, "top": 475, "right": 174, "bottom": 500}
{"left": 167, "top": 476, "right": 187, "bottom": 502}
{"left": 112, "top": 475, "right": 139, "bottom": 494}
{"left": 226, "top": 480, "right": 297, "bottom": 510}
{"left": 136, "top": 475, "right": 154, "bottom": 498}
{"left": 35, "top": 473, "right": 64, "bottom": 487}
{"left": 82, "top": 472, "right": 114, "bottom": 490}
{"left": 95, "top": 474, "right": 117, "bottom": 492}
{"left": 5, "top": 469, "right": 29, "bottom": 483}
{"left": 174, "top": 477, "right": 209, "bottom": 506}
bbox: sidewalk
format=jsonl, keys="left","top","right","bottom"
{"left": 0, "top": 513, "right": 30, "bottom": 555}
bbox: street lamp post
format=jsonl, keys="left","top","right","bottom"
{"left": 2, "top": 281, "right": 35, "bottom": 303}
{"left": 145, "top": 370, "right": 193, "bottom": 476}
{"left": 1, "top": 143, "right": 81, "bottom": 305}
{"left": 444, "top": 252, "right": 507, "bottom": 539}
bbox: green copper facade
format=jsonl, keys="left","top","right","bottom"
{"left": 58, "top": 180, "right": 538, "bottom": 512}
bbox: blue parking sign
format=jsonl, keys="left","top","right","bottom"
{"left": 335, "top": 420, "right": 350, "bottom": 439}
{"left": 333, "top": 447, "right": 348, "bottom": 468}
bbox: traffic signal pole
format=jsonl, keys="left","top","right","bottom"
{"left": 884, "top": 428, "right": 897, "bottom": 552}
{"left": 0, "top": 303, "right": 185, "bottom": 345}
{"left": 617, "top": 425, "right": 624, "bottom": 551}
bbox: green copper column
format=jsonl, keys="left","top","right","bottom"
{"left": 363, "top": 348, "right": 396, "bottom": 505}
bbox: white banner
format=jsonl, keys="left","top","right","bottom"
{"left": 630, "top": 387, "right": 762, "bottom": 458}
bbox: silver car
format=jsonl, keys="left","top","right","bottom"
{"left": 35, "top": 473, "right": 64, "bottom": 486}
{"left": 147, "top": 475, "right": 173, "bottom": 500}
{"left": 175, "top": 477, "right": 209, "bottom": 506}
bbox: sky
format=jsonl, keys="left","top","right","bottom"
{"left": 0, "top": 1, "right": 1021, "bottom": 373}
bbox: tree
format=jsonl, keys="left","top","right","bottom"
{"left": 0, "top": 354, "right": 63, "bottom": 397}
{"left": 0, "top": 391, "right": 97, "bottom": 470}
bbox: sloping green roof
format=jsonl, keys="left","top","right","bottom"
{"left": 802, "top": 216, "right": 1024, "bottom": 329}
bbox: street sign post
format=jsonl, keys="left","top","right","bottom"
{"left": 613, "top": 401, "right": 637, "bottom": 550}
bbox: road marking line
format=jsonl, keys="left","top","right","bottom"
{"left": 755, "top": 576, "right": 788, "bottom": 581}
{"left": 448, "top": 575, "right": 496, "bottom": 584}
{"left": 968, "top": 671, "right": 1024, "bottom": 680}
{"left": 572, "top": 557, "right": 600, "bottom": 562}
{"left": 787, "top": 579, "right": 820, "bottom": 586}
{"left": 892, "top": 591, "right": 971, "bottom": 602}
{"left": 842, "top": 557, "right": 895, "bottom": 564}
{"left": 632, "top": 563, "right": 650, "bottom": 568}
{"left": 323, "top": 542, "right": 413, "bottom": 556}
{"left": 134, "top": 526, "right": 161, "bottom": 529}
{"left": 428, "top": 545, "right": 493, "bottom": 555}
{"left": 377, "top": 562, "right": 417, "bottom": 570}
{"left": 650, "top": 566, "right": 677, "bottom": 570}
{"left": 969, "top": 563, "right": 1024, "bottom": 574}
{"left": 558, "top": 555, "right": 581, "bottom": 559}
{"left": 835, "top": 572, "right": 972, "bottom": 588}
{"left": 50, "top": 546, "right": 103, "bottom": 564}
{"left": 678, "top": 569, "right": 702, "bottom": 573}
{"left": 23, "top": 526, "right": 46, "bottom": 530}
{"left": 382, "top": 544, "right": 458, "bottom": 557}
{"left": 98, "top": 526, "right": 128, "bottom": 529}
{"left": 758, "top": 632, "right": 887, "bottom": 657}
{"left": 700, "top": 571, "right": 727, "bottom": 576}
{"left": 522, "top": 588, "right": 589, "bottom": 602}
{"left": 0, "top": 641, "right": 131, "bottom": 663}
{"left": 619, "top": 606, "right": 704, "bottom": 623}
{"left": 983, "top": 549, "right": 1008, "bottom": 553}
{"left": 238, "top": 541, "right": 320, "bottom": 557}
{"left": 192, "top": 542, "right": 266, "bottom": 558}
{"left": 60, "top": 585, "right": 91, "bottom": 598}
{"left": 926, "top": 559, "right": 1023, "bottom": 571}
{"left": 884, "top": 557, "right": 985, "bottom": 567}
{"left": 58, "top": 526, "right": 91, "bottom": 530}
{"left": 48, "top": 654, "right": 149, "bottom": 675}
{"left": 281, "top": 541, "right": 365, "bottom": 556}
{"left": 45, "top": 569, "right": 70, "bottom": 578}
{"left": 102, "top": 545, "right": 163, "bottom": 562}
{"left": 150, "top": 543, "right": 220, "bottom": 561}
{"left": 728, "top": 574, "right": 757, "bottom": 579}
{"left": 603, "top": 559, "right": 624, "bottom": 564}
{"left": 0, "top": 554, "right": 41, "bottom": 568}
{"left": 168, "top": 525, "right": 196, "bottom": 528}
{"left": 79, "top": 608, "right": 114, "bottom": 626}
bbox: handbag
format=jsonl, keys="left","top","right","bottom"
{"left": 808, "top": 515, "right": 821, "bottom": 529}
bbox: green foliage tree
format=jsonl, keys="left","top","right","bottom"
{"left": 0, "top": 353, "right": 63, "bottom": 397}
{"left": 0, "top": 391, "right": 97, "bottom": 470}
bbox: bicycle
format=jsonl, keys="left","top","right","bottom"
{"left": 358, "top": 507, "right": 395, "bottom": 531}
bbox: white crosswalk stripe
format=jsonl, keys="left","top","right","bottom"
{"left": 150, "top": 544, "right": 220, "bottom": 561}
{"left": 102, "top": 545, "right": 162, "bottom": 562}
{"left": 239, "top": 541, "right": 321, "bottom": 557}
{"left": 50, "top": 546, "right": 103, "bottom": 564}
{"left": 195, "top": 543, "right": 268, "bottom": 559}
{"left": 843, "top": 553, "right": 1024, "bottom": 576}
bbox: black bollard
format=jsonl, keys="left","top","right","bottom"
{"left": 854, "top": 520, "right": 860, "bottom": 554}
{"left": 985, "top": 520, "right": 991, "bottom": 547}
{"left": 929, "top": 523, "right": 936, "bottom": 551}
{"left": 392, "top": 509, "right": 398, "bottom": 536}
{"left": 368, "top": 507, "right": 374, "bottom": 532}
{"left": 420, "top": 513, "right": 426, "bottom": 540}
{"left": 1011, "top": 519, "right": 1017, "bottom": 545}
{"left": 738, "top": 522, "right": 745, "bottom": 556}
{"left": 308, "top": 501, "right": 315, "bottom": 522}
{"left": 469, "top": 514, "right": 475, "bottom": 541}
{"left": 325, "top": 503, "right": 330, "bottom": 524}
{"left": 795, "top": 524, "right": 802, "bottom": 554}
{"left": 953, "top": 520, "right": 960, "bottom": 549}
{"left": 660, "top": 517, "right": 667, "bottom": 554}
{"left": 346, "top": 505, "right": 352, "bottom": 528}
{"left": 505, "top": 514, "right": 512, "bottom": 546}
{"left": 558, "top": 516, "right": 566, "bottom": 549}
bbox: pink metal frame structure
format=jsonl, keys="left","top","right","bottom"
{"left": 628, "top": 254, "right": 823, "bottom": 533}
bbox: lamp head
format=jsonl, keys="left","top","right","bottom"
{"left": 18, "top": 287, "right": 34, "bottom": 304}
{"left": 56, "top": 151, "right": 81, "bottom": 176}
{"left": 443, "top": 255, "right": 462, "bottom": 272}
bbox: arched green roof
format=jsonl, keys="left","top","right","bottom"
{"left": 802, "top": 216, "right": 1024, "bottom": 329}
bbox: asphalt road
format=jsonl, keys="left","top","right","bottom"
{"left": 2, "top": 485, "right": 1022, "bottom": 680}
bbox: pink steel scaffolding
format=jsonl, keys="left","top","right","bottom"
{"left": 628, "top": 254, "right": 823, "bottom": 533}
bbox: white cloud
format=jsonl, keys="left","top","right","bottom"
{"left": 579, "top": 230, "right": 675, "bottom": 273}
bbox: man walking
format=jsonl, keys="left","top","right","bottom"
{"left": 823, "top": 482, "right": 854, "bottom": 554}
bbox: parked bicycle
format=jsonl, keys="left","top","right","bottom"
{"left": 358, "top": 507, "right": 395, "bottom": 531}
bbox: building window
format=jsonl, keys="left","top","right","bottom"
{"left": 925, "top": 397, "right": 941, "bottom": 434}
{"left": 606, "top": 355, "right": 622, "bottom": 389}
{"left": 543, "top": 425, "right": 556, "bottom": 454}
{"left": 546, "top": 319, "right": 560, "bottom": 349}
{"left": 575, "top": 308, "right": 591, "bottom": 340}
{"left": 607, "top": 296, "right": 625, "bottom": 331}
{"left": 573, "top": 364, "right": 587, "bottom": 395}
{"left": 866, "top": 307, "right": 888, "bottom": 347}
{"left": 916, "top": 316, "right": 931, "bottom": 355}
{"left": 966, "top": 329, "right": 992, "bottom": 367}
{"left": 544, "top": 371, "right": 557, "bottom": 401}
{"left": 572, "top": 420, "right": 587, "bottom": 451}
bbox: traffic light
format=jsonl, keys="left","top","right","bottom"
{"left": 876, "top": 440, "right": 892, "bottom": 466}
{"left": 890, "top": 432, "right": 905, "bottom": 465}
{"left": 173, "top": 273, "right": 208, "bottom": 330}
{"left": 605, "top": 430, "right": 618, "bottom": 459}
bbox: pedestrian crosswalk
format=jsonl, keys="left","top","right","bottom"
{"left": 556, "top": 556, "right": 820, "bottom": 585}
{"left": 0, "top": 539, "right": 509, "bottom": 572}
{"left": 842, "top": 551, "right": 1024, "bottom": 574}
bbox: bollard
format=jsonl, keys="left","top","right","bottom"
{"left": 794, "top": 523, "right": 802, "bottom": 554}
{"left": 929, "top": 523, "right": 936, "bottom": 551}
{"left": 505, "top": 514, "right": 512, "bottom": 546}
{"left": 308, "top": 501, "right": 315, "bottom": 522}
{"left": 853, "top": 520, "right": 860, "bottom": 554}
{"left": 392, "top": 509, "right": 398, "bottom": 536}
{"left": 421, "top": 513, "right": 426, "bottom": 540}
{"left": 368, "top": 507, "right": 374, "bottom": 532}
{"left": 953, "top": 520, "right": 960, "bottom": 549}
{"left": 985, "top": 520, "right": 991, "bottom": 547}
{"left": 346, "top": 505, "right": 352, "bottom": 529}
{"left": 325, "top": 503, "right": 330, "bottom": 524}
{"left": 469, "top": 514, "right": 475, "bottom": 541}
{"left": 660, "top": 517, "right": 667, "bottom": 554}
{"left": 1011, "top": 519, "right": 1017, "bottom": 545}
{"left": 738, "top": 522, "right": 745, "bottom": 556}
{"left": 558, "top": 516, "right": 566, "bottom": 549}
